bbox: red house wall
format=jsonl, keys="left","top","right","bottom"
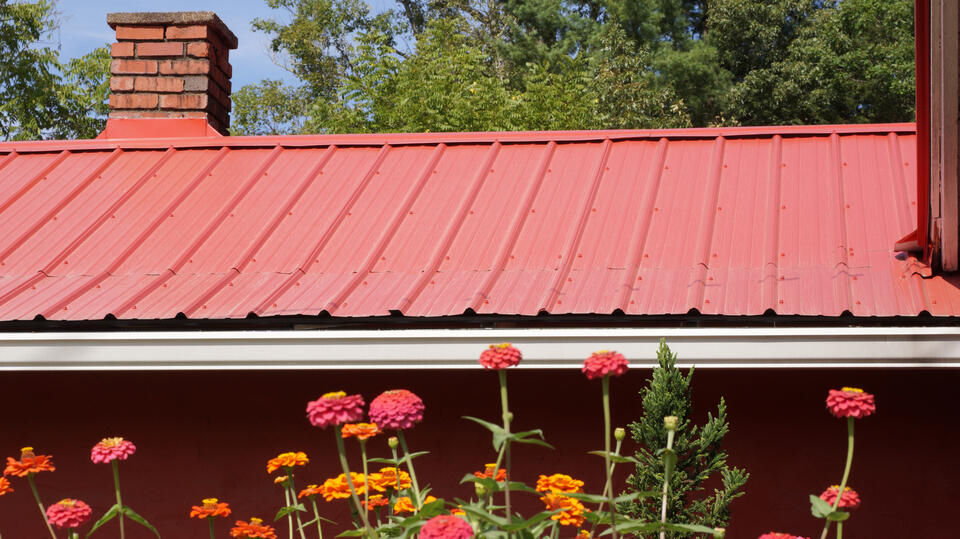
{"left": 1, "top": 367, "right": 957, "bottom": 538}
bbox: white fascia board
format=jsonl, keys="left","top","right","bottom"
{"left": 0, "top": 327, "right": 959, "bottom": 370}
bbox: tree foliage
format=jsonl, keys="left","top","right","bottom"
{"left": 0, "top": 0, "right": 110, "bottom": 140}
{"left": 620, "top": 340, "right": 748, "bottom": 536}
{"left": 236, "top": 0, "right": 914, "bottom": 135}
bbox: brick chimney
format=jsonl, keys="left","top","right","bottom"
{"left": 106, "top": 12, "right": 237, "bottom": 135}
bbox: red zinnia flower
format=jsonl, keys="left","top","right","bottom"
{"left": 90, "top": 437, "right": 136, "bottom": 464}
{"left": 582, "top": 350, "right": 629, "bottom": 380}
{"left": 4, "top": 447, "right": 55, "bottom": 477}
{"left": 361, "top": 494, "right": 389, "bottom": 510}
{"left": 306, "top": 392, "right": 365, "bottom": 428}
{"left": 419, "top": 514, "right": 474, "bottom": 539}
{"left": 190, "top": 498, "right": 232, "bottom": 519}
{"left": 757, "top": 534, "right": 810, "bottom": 539}
{"left": 0, "top": 477, "right": 12, "bottom": 496}
{"left": 819, "top": 485, "right": 861, "bottom": 509}
{"left": 825, "top": 387, "right": 876, "bottom": 419}
{"left": 478, "top": 343, "right": 522, "bottom": 370}
{"left": 46, "top": 499, "right": 93, "bottom": 529}
{"left": 369, "top": 389, "right": 424, "bottom": 430}
{"left": 230, "top": 517, "right": 277, "bottom": 539}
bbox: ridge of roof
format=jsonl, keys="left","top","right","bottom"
{"left": 0, "top": 123, "right": 916, "bottom": 153}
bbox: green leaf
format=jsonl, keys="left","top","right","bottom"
{"left": 588, "top": 450, "right": 641, "bottom": 465}
{"left": 367, "top": 457, "right": 399, "bottom": 464}
{"left": 85, "top": 503, "right": 121, "bottom": 538}
{"left": 462, "top": 416, "right": 507, "bottom": 450}
{"left": 659, "top": 447, "right": 677, "bottom": 481}
{"left": 275, "top": 503, "right": 308, "bottom": 521}
{"left": 120, "top": 506, "right": 161, "bottom": 538}
{"left": 336, "top": 530, "right": 368, "bottom": 537}
{"left": 458, "top": 503, "right": 509, "bottom": 526}
{"left": 566, "top": 491, "right": 658, "bottom": 504}
{"left": 827, "top": 510, "right": 850, "bottom": 522}
{"left": 809, "top": 494, "right": 834, "bottom": 519}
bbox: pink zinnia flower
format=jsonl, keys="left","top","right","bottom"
{"left": 757, "top": 534, "right": 809, "bottom": 539}
{"left": 819, "top": 485, "right": 861, "bottom": 509}
{"left": 46, "top": 499, "right": 93, "bottom": 529}
{"left": 582, "top": 350, "right": 629, "bottom": 380}
{"left": 825, "top": 387, "right": 876, "bottom": 419}
{"left": 369, "top": 389, "right": 424, "bottom": 430}
{"left": 306, "top": 391, "right": 365, "bottom": 428}
{"left": 478, "top": 343, "right": 522, "bottom": 369}
{"left": 419, "top": 515, "right": 474, "bottom": 539}
{"left": 90, "top": 437, "right": 136, "bottom": 464}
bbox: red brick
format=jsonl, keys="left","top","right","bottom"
{"left": 136, "top": 42, "right": 184, "bottom": 57}
{"left": 157, "top": 59, "right": 211, "bottom": 75}
{"left": 165, "top": 25, "right": 210, "bottom": 41}
{"left": 134, "top": 77, "right": 185, "bottom": 93}
{"left": 185, "top": 41, "right": 212, "bottom": 59}
{"left": 110, "top": 76, "right": 134, "bottom": 92}
{"left": 159, "top": 93, "right": 209, "bottom": 110}
{"left": 115, "top": 25, "right": 164, "bottom": 40}
{"left": 109, "top": 110, "right": 209, "bottom": 120}
{"left": 111, "top": 59, "right": 158, "bottom": 75}
{"left": 109, "top": 93, "right": 159, "bottom": 109}
{"left": 110, "top": 42, "right": 134, "bottom": 57}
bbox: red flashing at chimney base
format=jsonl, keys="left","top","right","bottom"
{"left": 106, "top": 12, "right": 237, "bottom": 135}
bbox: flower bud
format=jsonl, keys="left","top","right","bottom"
{"left": 712, "top": 528, "right": 725, "bottom": 538}
{"left": 614, "top": 427, "right": 626, "bottom": 441}
{"left": 475, "top": 482, "right": 488, "bottom": 497}
{"left": 663, "top": 416, "right": 678, "bottom": 431}
{"left": 388, "top": 436, "right": 399, "bottom": 449}
{"left": 20, "top": 447, "right": 35, "bottom": 459}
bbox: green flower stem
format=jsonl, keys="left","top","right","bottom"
{"left": 27, "top": 474, "right": 57, "bottom": 539}
{"left": 360, "top": 440, "right": 370, "bottom": 511}
{"left": 389, "top": 444, "right": 401, "bottom": 516}
{"left": 589, "top": 437, "right": 623, "bottom": 539}
{"left": 208, "top": 519, "right": 216, "bottom": 539}
{"left": 285, "top": 469, "right": 308, "bottom": 539}
{"left": 836, "top": 522, "right": 843, "bottom": 539}
{"left": 498, "top": 369, "right": 513, "bottom": 527}
{"left": 487, "top": 442, "right": 507, "bottom": 509}
{"left": 819, "top": 418, "right": 855, "bottom": 539}
{"left": 310, "top": 498, "right": 324, "bottom": 539}
{"left": 602, "top": 377, "right": 618, "bottom": 539}
{"left": 112, "top": 460, "right": 125, "bottom": 539}
{"left": 659, "top": 428, "right": 676, "bottom": 539}
{"left": 396, "top": 431, "right": 422, "bottom": 509}
{"left": 334, "top": 429, "right": 375, "bottom": 538}
{"left": 284, "top": 484, "right": 294, "bottom": 539}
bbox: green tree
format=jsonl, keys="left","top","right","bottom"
{"left": 621, "top": 340, "right": 748, "bottom": 536}
{"left": 0, "top": 0, "right": 110, "bottom": 140}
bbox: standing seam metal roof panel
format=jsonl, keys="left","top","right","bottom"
{"left": 0, "top": 123, "right": 957, "bottom": 321}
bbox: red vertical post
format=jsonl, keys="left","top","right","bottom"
{"left": 916, "top": 0, "right": 931, "bottom": 262}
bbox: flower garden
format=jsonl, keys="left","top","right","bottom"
{"left": 2, "top": 343, "right": 883, "bottom": 538}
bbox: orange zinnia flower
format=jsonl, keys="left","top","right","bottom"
{"left": 540, "top": 492, "right": 587, "bottom": 527}
{"left": 451, "top": 506, "right": 466, "bottom": 516}
{"left": 342, "top": 423, "right": 381, "bottom": 440}
{"left": 297, "top": 484, "right": 323, "bottom": 499}
{"left": 536, "top": 474, "right": 584, "bottom": 494}
{"left": 361, "top": 494, "right": 389, "bottom": 510}
{"left": 367, "top": 467, "right": 411, "bottom": 492}
{"left": 318, "top": 473, "right": 365, "bottom": 501}
{"left": 575, "top": 530, "right": 591, "bottom": 539}
{"left": 4, "top": 447, "right": 55, "bottom": 477}
{"left": 0, "top": 477, "right": 13, "bottom": 496}
{"left": 473, "top": 463, "right": 506, "bottom": 482}
{"left": 266, "top": 451, "right": 308, "bottom": 474}
{"left": 273, "top": 475, "right": 289, "bottom": 485}
{"left": 393, "top": 495, "right": 436, "bottom": 513}
{"left": 190, "top": 498, "right": 232, "bottom": 519}
{"left": 230, "top": 517, "right": 277, "bottom": 539}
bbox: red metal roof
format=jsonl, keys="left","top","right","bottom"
{"left": 0, "top": 122, "right": 957, "bottom": 320}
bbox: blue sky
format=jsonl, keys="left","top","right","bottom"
{"left": 57, "top": 0, "right": 393, "bottom": 90}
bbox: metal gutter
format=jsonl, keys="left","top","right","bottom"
{"left": 1, "top": 327, "right": 958, "bottom": 370}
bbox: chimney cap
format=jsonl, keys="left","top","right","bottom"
{"left": 107, "top": 11, "right": 238, "bottom": 49}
